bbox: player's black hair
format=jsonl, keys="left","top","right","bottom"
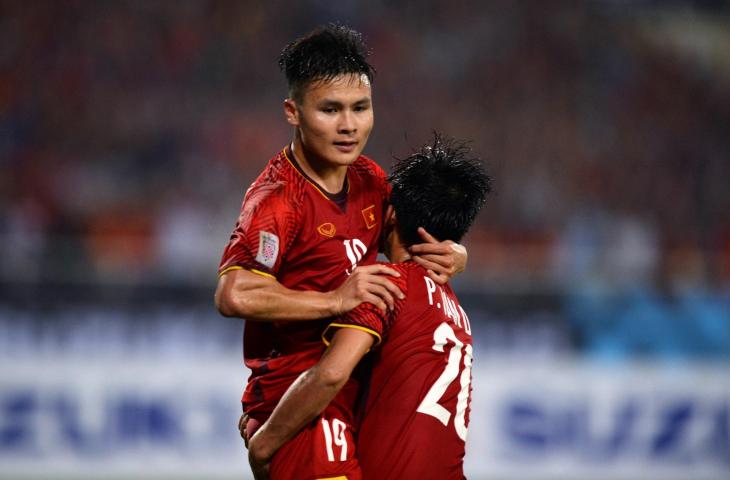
{"left": 279, "top": 24, "right": 375, "bottom": 101}
{"left": 389, "top": 133, "right": 491, "bottom": 247}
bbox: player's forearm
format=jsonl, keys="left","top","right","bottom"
{"left": 248, "top": 329, "right": 373, "bottom": 463}
{"left": 216, "top": 271, "right": 338, "bottom": 321}
{"left": 230, "top": 286, "right": 337, "bottom": 321}
{"left": 249, "top": 365, "right": 345, "bottom": 461}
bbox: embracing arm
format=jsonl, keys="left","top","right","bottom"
{"left": 247, "top": 328, "right": 374, "bottom": 478}
{"left": 215, "top": 266, "right": 404, "bottom": 322}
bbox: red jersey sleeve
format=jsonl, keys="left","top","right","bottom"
{"left": 218, "top": 182, "right": 301, "bottom": 278}
{"left": 322, "top": 263, "right": 408, "bottom": 346}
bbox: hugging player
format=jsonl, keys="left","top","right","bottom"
{"left": 247, "top": 133, "right": 491, "bottom": 480}
{"left": 215, "top": 25, "right": 468, "bottom": 479}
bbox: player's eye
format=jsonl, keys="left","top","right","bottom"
{"left": 321, "top": 107, "right": 338, "bottom": 114}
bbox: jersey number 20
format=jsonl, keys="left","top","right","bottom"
{"left": 416, "top": 322, "right": 472, "bottom": 441}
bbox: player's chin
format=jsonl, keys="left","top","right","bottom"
{"left": 329, "top": 147, "right": 362, "bottom": 165}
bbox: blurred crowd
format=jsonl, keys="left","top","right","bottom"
{"left": 1, "top": 0, "right": 730, "bottom": 297}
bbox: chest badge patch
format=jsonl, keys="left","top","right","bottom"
{"left": 361, "top": 205, "right": 377, "bottom": 230}
{"left": 255, "top": 230, "right": 279, "bottom": 268}
{"left": 317, "top": 222, "right": 336, "bottom": 238}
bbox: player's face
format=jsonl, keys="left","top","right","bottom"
{"left": 286, "top": 73, "right": 374, "bottom": 168}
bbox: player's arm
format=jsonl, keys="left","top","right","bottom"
{"left": 215, "top": 266, "right": 404, "bottom": 322}
{"left": 247, "top": 328, "right": 374, "bottom": 479}
{"left": 408, "top": 227, "right": 468, "bottom": 285}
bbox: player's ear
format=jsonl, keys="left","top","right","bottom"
{"left": 385, "top": 205, "right": 396, "bottom": 226}
{"left": 284, "top": 98, "right": 299, "bottom": 126}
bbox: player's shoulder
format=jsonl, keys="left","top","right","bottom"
{"left": 398, "top": 261, "right": 450, "bottom": 294}
{"left": 373, "top": 260, "right": 420, "bottom": 292}
{"left": 350, "top": 155, "right": 388, "bottom": 181}
{"left": 243, "top": 148, "right": 305, "bottom": 210}
{"left": 257, "top": 148, "right": 303, "bottom": 185}
{"left": 377, "top": 259, "right": 426, "bottom": 275}
{"left": 401, "top": 260, "right": 431, "bottom": 281}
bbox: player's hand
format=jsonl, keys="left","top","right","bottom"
{"left": 238, "top": 413, "right": 249, "bottom": 448}
{"left": 408, "top": 227, "right": 467, "bottom": 285}
{"left": 249, "top": 454, "right": 271, "bottom": 480}
{"left": 331, "top": 264, "right": 404, "bottom": 314}
{"left": 249, "top": 452, "right": 271, "bottom": 480}
{"left": 248, "top": 433, "right": 272, "bottom": 480}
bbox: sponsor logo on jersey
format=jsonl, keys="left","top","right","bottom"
{"left": 255, "top": 231, "right": 279, "bottom": 268}
{"left": 361, "top": 205, "right": 377, "bottom": 229}
{"left": 317, "top": 222, "right": 336, "bottom": 238}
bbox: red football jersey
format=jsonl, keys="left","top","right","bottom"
{"left": 218, "top": 146, "right": 390, "bottom": 418}
{"left": 325, "top": 261, "right": 473, "bottom": 480}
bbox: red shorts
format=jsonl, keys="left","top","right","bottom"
{"left": 247, "top": 405, "right": 361, "bottom": 480}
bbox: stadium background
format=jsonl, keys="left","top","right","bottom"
{"left": 1, "top": 1, "right": 729, "bottom": 479}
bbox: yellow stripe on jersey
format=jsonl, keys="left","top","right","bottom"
{"left": 250, "top": 268, "right": 276, "bottom": 279}
{"left": 316, "top": 477, "right": 348, "bottom": 480}
{"left": 217, "top": 266, "right": 276, "bottom": 280}
{"left": 322, "top": 323, "right": 382, "bottom": 347}
{"left": 218, "top": 265, "right": 243, "bottom": 277}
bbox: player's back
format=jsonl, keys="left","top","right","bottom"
{"left": 359, "top": 262, "right": 473, "bottom": 480}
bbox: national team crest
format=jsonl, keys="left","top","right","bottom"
{"left": 361, "top": 205, "right": 377, "bottom": 230}
{"left": 317, "top": 222, "right": 336, "bottom": 238}
{"left": 255, "top": 230, "right": 279, "bottom": 268}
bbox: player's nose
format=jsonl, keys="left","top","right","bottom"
{"left": 337, "top": 111, "right": 356, "bottom": 134}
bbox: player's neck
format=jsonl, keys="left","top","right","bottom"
{"left": 290, "top": 140, "right": 348, "bottom": 194}
{"left": 384, "top": 229, "right": 411, "bottom": 264}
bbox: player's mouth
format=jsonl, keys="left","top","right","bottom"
{"left": 333, "top": 141, "right": 357, "bottom": 153}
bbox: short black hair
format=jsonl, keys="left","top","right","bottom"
{"left": 279, "top": 24, "right": 375, "bottom": 101}
{"left": 389, "top": 133, "right": 491, "bottom": 247}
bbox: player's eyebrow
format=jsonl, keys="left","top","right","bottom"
{"left": 317, "top": 99, "right": 343, "bottom": 107}
{"left": 317, "top": 97, "right": 371, "bottom": 108}
{"left": 352, "top": 97, "right": 371, "bottom": 107}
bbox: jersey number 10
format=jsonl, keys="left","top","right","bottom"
{"left": 416, "top": 322, "right": 473, "bottom": 441}
{"left": 344, "top": 238, "right": 367, "bottom": 275}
